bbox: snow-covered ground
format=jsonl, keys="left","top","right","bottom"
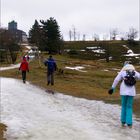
{"left": 1, "top": 77, "right": 140, "bottom": 140}
{"left": 0, "top": 64, "right": 20, "bottom": 71}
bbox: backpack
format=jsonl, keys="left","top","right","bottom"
{"left": 124, "top": 70, "right": 136, "bottom": 86}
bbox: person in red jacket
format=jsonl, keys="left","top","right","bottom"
{"left": 19, "top": 56, "right": 29, "bottom": 83}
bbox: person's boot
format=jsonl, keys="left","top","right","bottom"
{"left": 127, "top": 124, "right": 132, "bottom": 128}
{"left": 121, "top": 122, "right": 126, "bottom": 127}
{"left": 47, "top": 81, "right": 50, "bottom": 85}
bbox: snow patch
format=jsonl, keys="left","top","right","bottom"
{"left": 0, "top": 64, "right": 20, "bottom": 71}
{"left": 65, "top": 66, "right": 87, "bottom": 72}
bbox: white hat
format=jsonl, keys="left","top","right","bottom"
{"left": 123, "top": 61, "right": 131, "bottom": 66}
{"left": 122, "top": 64, "right": 135, "bottom": 71}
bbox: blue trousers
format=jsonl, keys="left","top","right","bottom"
{"left": 121, "top": 95, "right": 134, "bottom": 125}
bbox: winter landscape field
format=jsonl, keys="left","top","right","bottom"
{"left": 1, "top": 50, "right": 140, "bottom": 140}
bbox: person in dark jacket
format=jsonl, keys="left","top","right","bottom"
{"left": 19, "top": 56, "right": 29, "bottom": 83}
{"left": 44, "top": 55, "right": 57, "bottom": 85}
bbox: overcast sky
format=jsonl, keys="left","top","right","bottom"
{"left": 1, "top": 0, "right": 139, "bottom": 40}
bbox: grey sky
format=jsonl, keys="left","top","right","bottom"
{"left": 1, "top": 0, "right": 139, "bottom": 40}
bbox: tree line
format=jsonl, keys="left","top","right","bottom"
{"left": 28, "top": 17, "right": 63, "bottom": 54}
{"left": 0, "top": 16, "right": 139, "bottom": 64}
{"left": 68, "top": 26, "right": 138, "bottom": 42}
{"left": 0, "top": 17, "right": 64, "bottom": 64}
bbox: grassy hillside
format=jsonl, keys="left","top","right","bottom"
{"left": 63, "top": 40, "right": 140, "bottom": 63}
{"left": 64, "top": 40, "right": 140, "bottom": 50}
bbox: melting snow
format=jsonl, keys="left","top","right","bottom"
{"left": 0, "top": 64, "right": 20, "bottom": 71}
{"left": 65, "top": 66, "right": 87, "bottom": 72}
{"left": 124, "top": 49, "right": 140, "bottom": 57}
{"left": 1, "top": 77, "right": 140, "bottom": 140}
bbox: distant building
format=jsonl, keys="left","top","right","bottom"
{"left": 8, "top": 20, "right": 28, "bottom": 43}
{"left": 8, "top": 20, "right": 17, "bottom": 30}
{"left": 22, "top": 32, "right": 28, "bottom": 42}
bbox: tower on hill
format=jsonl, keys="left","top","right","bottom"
{"left": 8, "top": 20, "right": 17, "bottom": 30}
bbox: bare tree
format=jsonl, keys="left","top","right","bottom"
{"left": 82, "top": 34, "right": 86, "bottom": 41}
{"left": 69, "top": 30, "right": 72, "bottom": 41}
{"left": 72, "top": 25, "right": 76, "bottom": 41}
{"left": 0, "top": 29, "right": 20, "bottom": 63}
{"left": 110, "top": 28, "right": 118, "bottom": 40}
{"left": 77, "top": 32, "right": 80, "bottom": 41}
{"left": 103, "top": 34, "right": 109, "bottom": 40}
{"left": 126, "top": 27, "right": 138, "bottom": 41}
{"left": 119, "top": 32, "right": 126, "bottom": 41}
{"left": 93, "top": 33, "right": 99, "bottom": 41}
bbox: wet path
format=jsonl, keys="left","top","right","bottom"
{"left": 1, "top": 78, "right": 140, "bottom": 140}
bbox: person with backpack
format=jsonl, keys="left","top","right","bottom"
{"left": 44, "top": 55, "right": 57, "bottom": 85}
{"left": 108, "top": 63, "right": 140, "bottom": 128}
{"left": 19, "top": 56, "right": 29, "bottom": 83}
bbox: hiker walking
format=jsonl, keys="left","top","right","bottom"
{"left": 19, "top": 56, "right": 29, "bottom": 83}
{"left": 44, "top": 55, "right": 57, "bottom": 85}
{"left": 108, "top": 62, "right": 140, "bottom": 128}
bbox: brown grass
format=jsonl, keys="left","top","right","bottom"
{"left": 0, "top": 123, "right": 7, "bottom": 140}
{"left": 1, "top": 54, "right": 140, "bottom": 138}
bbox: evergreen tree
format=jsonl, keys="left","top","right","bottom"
{"left": 28, "top": 20, "right": 42, "bottom": 47}
{"left": 40, "top": 17, "right": 63, "bottom": 54}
